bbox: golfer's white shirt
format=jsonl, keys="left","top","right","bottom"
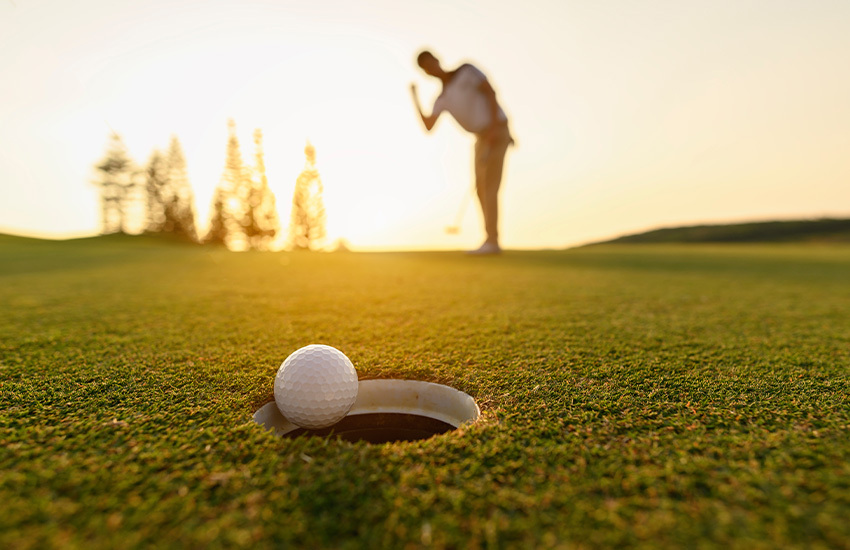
{"left": 432, "top": 64, "right": 507, "bottom": 134}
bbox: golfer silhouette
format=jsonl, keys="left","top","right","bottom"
{"left": 411, "top": 50, "right": 513, "bottom": 255}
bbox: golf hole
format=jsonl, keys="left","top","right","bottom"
{"left": 253, "top": 379, "right": 480, "bottom": 444}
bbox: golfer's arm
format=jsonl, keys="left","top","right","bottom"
{"left": 419, "top": 111, "right": 438, "bottom": 131}
{"left": 411, "top": 87, "right": 439, "bottom": 131}
{"left": 414, "top": 102, "right": 439, "bottom": 131}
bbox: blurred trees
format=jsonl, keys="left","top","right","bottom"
{"left": 144, "top": 150, "right": 168, "bottom": 232}
{"left": 288, "top": 142, "right": 326, "bottom": 251}
{"left": 242, "top": 129, "right": 280, "bottom": 250}
{"left": 204, "top": 185, "right": 229, "bottom": 246}
{"left": 145, "top": 136, "right": 197, "bottom": 241}
{"left": 93, "top": 132, "right": 140, "bottom": 234}
{"left": 205, "top": 120, "right": 245, "bottom": 248}
{"left": 164, "top": 137, "right": 198, "bottom": 241}
{"left": 205, "top": 121, "right": 280, "bottom": 250}
{"left": 94, "top": 121, "right": 328, "bottom": 251}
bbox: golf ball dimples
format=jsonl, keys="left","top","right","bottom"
{"left": 274, "top": 344, "right": 359, "bottom": 429}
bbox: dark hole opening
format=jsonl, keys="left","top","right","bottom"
{"left": 283, "top": 412, "right": 456, "bottom": 444}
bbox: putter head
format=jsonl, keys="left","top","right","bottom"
{"left": 445, "top": 226, "right": 460, "bottom": 235}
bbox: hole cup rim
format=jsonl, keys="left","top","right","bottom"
{"left": 253, "top": 378, "right": 481, "bottom": 439}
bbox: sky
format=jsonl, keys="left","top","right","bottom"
{"left": 1, "top": 0, "right": 849, "bottom": 250}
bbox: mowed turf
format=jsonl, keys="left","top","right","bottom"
{"left": 2, "top": 234, "right": 849, "bottom": 549}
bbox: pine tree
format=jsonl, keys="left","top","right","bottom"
{"left": 144, "top": 149, "right": 168, "bottom": 233}
{"left": 205, "top": 188, "right": 229, "bottom": 246}
{"left": 205, "top": 120, "right": 247, "bottom": 247}
{"left": 288, "top": 142, "right": 326, "bottom": 251}
{"left": 164, "top": 136, "right": 197, "bottom": 241}
{"left": 242, "top": 129, "right": 280, "bottom": 250}
{"left": 93, "top": 132, "right": 139, "bottom": 234}
{"left": 143, "top": 137, "right": 198, "bottom": 242}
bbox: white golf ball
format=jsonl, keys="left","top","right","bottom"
{"left": 274, "top": 344, "right": 359, "bottom": 429}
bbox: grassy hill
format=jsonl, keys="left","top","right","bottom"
{"left": 598, "top": 218, "right": 850, "bottom": 245}
{"left": 2, "top": 236, "right": 849, "bottom": 548}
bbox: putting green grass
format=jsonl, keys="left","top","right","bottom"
{"left": 2, "top": 234, "right": 849, "bottom": 549}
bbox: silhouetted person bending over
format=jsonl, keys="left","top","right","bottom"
{"left": 411, "top": 50, "right": 513, "bottom": 255}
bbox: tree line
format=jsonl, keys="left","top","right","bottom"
{"left": 92, "top": 120, "right": 327, "bottom": 251}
